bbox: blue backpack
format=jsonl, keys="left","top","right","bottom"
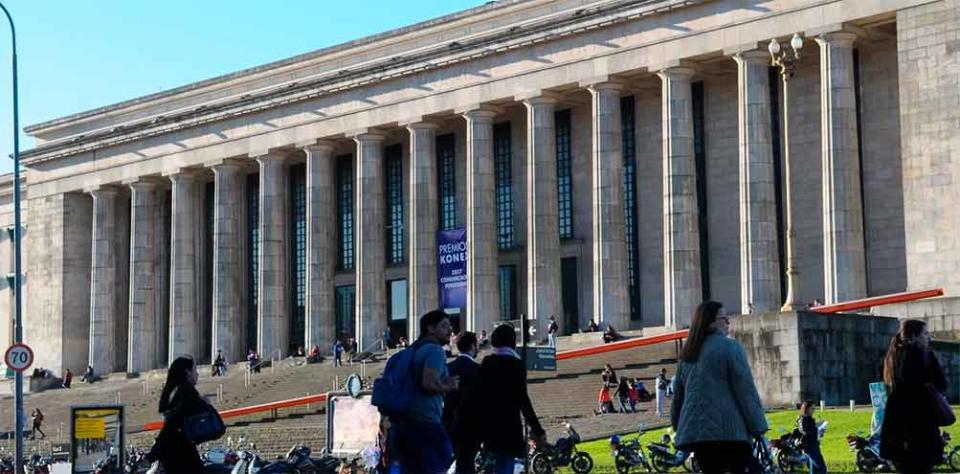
{"left": 371, "top": 341, "right": 427, "bottom": 417}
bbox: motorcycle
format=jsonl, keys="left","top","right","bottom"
{"left": 530, "top": 423, "right": 593, "bottom": 473}
{"left": 750, "top": 436, "right": 778, "bottom": 474}
{"left": 847, "top": 433, "right": 892, "bottom": 473}
{"left": 938, "top": 432, "right": 960, "bottom": 472}
{"left": 231, "top": 450, "right": 266, "bottom": 474}
{"left": 256, "top": 446, "right": 339, "bottom": 474}
{"left": 609, "top": 426, "right": 652, "bottom": 473}
{"left": 770, "top": 421, "right": 827, "bottom": 473}
{"left": 202, "top": 446, "right": 240, "bottom": 473}
{"left": 0, "top": 455, "right": 14, "bottom": 474}
{"left": 646, "top": 433, "right": 699, "bottom": 473}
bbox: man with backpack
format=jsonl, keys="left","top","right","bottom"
{"left": 375, "top": 310, "right": 459, "bottom": 473}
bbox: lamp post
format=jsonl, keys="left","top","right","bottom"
{"left": 0, "top": 2, "right": 23, "bottom": 471}
{"left": 769, "top": 33, "right": 804, "bottom": 312}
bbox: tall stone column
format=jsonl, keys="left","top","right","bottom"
{"left": 305, "top": 143, "right": 337, "bottom": 352}
{"left": 735, "top": 51, "right": 781, "bottom": 313}
{"left": 89, "top": 186, "right": 120, "bottom": 373}
{"left": 587, "top": 82, "right": 630, "bottom": 329}
{"left": 168, "top": 170, "right": 202, "bottom": 362}
{"left": 354, "top": 133, "right": 387, "bottom": 350}
{"left": 524, "top": 96, "right": 563, "bottom": 339}
{"left": 659, "top": 67, "right": 703, "bottom": 328}
{"left": 127, "top": 180, "right": 158, "bottom": 374}
{"left": 464, "top": 109, "right": 500, "bottom": 333}
{"left": 211, "top": 160, "right": 245, "bottom": 363}
{"left": 817, "top": 32, "right": 866, "bottom": 304}
{"left": 256, "top": 152, "right": 290, "bottom": 360}
{"left": 407, "top": 123, "right": 439, "bottom": 338}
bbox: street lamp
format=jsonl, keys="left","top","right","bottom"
{"left": 769, "top": 33, "right": 803, "bottom": 312}
{"left": 0, "top": 2, "right": 23, "bottom": 471}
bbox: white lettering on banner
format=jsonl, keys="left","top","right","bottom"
{"left": 439, "top": 251, "right": 467, "bottom": 264}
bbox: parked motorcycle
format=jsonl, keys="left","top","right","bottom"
{"left": 609, "top": 427, "right": 652, "bottom": 473}
{"left": 231, "top": 449, "right": 266, "bottom": 474}
{"left": 125, "top": 447, "right": 150, "bottom": 474}
{"left": 847, "top": 433, "right": 892, "bottom": 473}
{"left": 530, "top": 423, "right": 593, "bottom": 473}
{"left": 0, "top": 455, "right": 14, "bottom": 474}
{"left": 646, "top": 433, "right": 699, "bottom": 473}
{"left": 770, "top": 421, "right": 827, "bottom": 473}
{"left": 256, "top": 445, "right": 340, "bottom": 473}
{"left": 751, "top": 436, "right": 778, "bottom": 474}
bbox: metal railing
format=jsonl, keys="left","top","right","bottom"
{"left": 809, "top": 287, "right": 943, "bottom": 314}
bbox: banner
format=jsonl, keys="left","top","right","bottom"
{"left": 437, "top": 227, "right": 467, "bottom": 312}
{"left": 869, "top": 382, "right": 888, "bottom": 437}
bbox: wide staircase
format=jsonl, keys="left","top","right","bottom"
{"left": 0, "top": 338, "right": 680, "bottom": 457}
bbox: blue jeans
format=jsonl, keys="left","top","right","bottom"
{"left": 389, "top": 419, "right": 454, "bottom": 474}
{"left": 494, "top": 455, "right": 516, "bottom": 474}
{"left": 806, "top": 445, "right": 826, "bottom": 474}
{"left": 547, "top": 334, "right": 556, "bottom": 348}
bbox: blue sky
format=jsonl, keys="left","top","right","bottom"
{"left": 0, "top": 0, "right": 488, "bottom": 175}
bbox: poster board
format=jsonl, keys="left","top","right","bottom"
{"left": 325, "top": 391, "right": 380, "bottom": 457}
{"left": 70, "top": 405, "right": 124, "bottom": 474}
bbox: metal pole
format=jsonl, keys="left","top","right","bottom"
{"left": 779, "top": 60, "right": 800, "bottom": 311}
{"left": 0, "top": 3, "right": 23, "bottom": 471}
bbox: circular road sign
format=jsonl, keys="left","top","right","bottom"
{"left": 4, "top": 343, "right": 34, "bottom": 372}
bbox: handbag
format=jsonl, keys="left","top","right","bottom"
{"left": 182, "top": 403, "right": 226, "bottom": 443}
{"left": 926, "top": 383, "right": 956, "bottom": 426}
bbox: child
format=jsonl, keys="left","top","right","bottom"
{"left": 797, "top": 401, "right": 826, "bottom": 474}
{"left": 628, "top": 380, "right": 640, "bottom": 413}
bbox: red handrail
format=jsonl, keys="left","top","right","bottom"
{"left": 809, "top": 288, "right": 943, "bottom": 314}
{"left": 140, "top": 329, "right": 690, "bottom": 431}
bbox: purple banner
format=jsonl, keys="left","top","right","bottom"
{"left": 437, "top": 227, "right": 467, "bottom": 311}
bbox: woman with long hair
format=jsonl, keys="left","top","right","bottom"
{"left": 880, "top": 319, "right": 948, "bottom": 473}
{"left": 147, "top": 356, "right": 205, "bottom": 472}
{"left": 670, "top": 301, "right": 768, "bottom": 473}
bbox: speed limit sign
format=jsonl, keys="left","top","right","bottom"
{"left": 4, "top": 343, "right": 34, "bottom": 372}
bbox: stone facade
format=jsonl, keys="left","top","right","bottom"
{"left": 0, "top": 0, "right": 956, "bottom": 376}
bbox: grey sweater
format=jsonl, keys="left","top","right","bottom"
{"left": 670, "top": 333, "right": 768, "bottom": 449}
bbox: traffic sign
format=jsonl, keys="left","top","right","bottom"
{"left": 4, "top": 343, "right": 33, "bottom": 372}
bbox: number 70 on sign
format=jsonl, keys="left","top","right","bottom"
{"left": 4, "top": 343, "right": 33, "bottom": 372}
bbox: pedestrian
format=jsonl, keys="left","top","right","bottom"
{"left": 880, "top": 319, "right": 949, "bottom": 473}
{"left": 62, "top": 368, "right": 73, "bottom": 389}
{"left": 478, "top": 330, "right": 489, "bottom": 348}
{"left": 383, "top": 328, "right": 393, "bottom": 349}
{"left": 387, "top": 310, "right": 459, "bottom": 474}
{"left": 333, "top": 339, "right": 344, "bottom": 367}
{"left": 213, "top": 350, "right": 226, "bottom": 377}
{"left": 347, "top": 337, "right": 358, "bottom": 364}
{"left": 602, "top": 363, "right": 618, "bottom": 387}
{"left": 547, "top": 316, "right": 559, "bottom": 348}
{"left": 670, "top": 301, "right": 768, "bottom": 474}
{"left": 247, "top": 350, "right": 261, "bottom": 374}
{"left": 594, "top": 383, "right": 614, "bottom": 415}
{"left": 81, "top": 365, "right": 95, "bottom": 383}
{"left": 465, "top": 323, "right": 546, "bottom": 474}
{"left": 603, "top": 325, "right": 620, "bottom": 344}
{"left": 628, "top": 380, "right": 640, "bottom": 413}
{"left": 655, "top": 368, "right": 669, "bottom": 417}
{"left": 797, "top": 401, "right": 826, "bottom": 474}
{"left": 616, "top": 376, "right": 631, "bottom": 414}
{"left": 30, "top": 408, "right": 45, "bottom": 440}
{"left": 444, "top": 331, "right": 481, "bottom": 474}
{"left": 585, "top": 320, "right": 599, "bottom": 333}
{"left": 146, "top": 356, "right": 206, "bottom": 472}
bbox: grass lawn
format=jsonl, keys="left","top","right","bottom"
{"left": 573, "top": 408, "right": 960, "bottom": 473}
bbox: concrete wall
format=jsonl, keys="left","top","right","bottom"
{"left": 24, "top": 193, "right": 92, "bottom": 375}
{"left": 897, "top": 0, "right": 960, "bottom": 296}
{"left": 877, "top": 297, "right": 960, "bottom": 341}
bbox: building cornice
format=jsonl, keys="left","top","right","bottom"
{"left": 22, "top": 0, "right": 704, "bottom": 164}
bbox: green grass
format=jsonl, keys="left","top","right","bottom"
{"left": 573, "top": 408, "right": 960, "bottom": 473}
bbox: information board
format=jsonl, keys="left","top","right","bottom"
{"left": 70, "top": 405, "right": 124, "bottom": 474}
{"left": 524, "top": 346, "right": 557, "bottom": 371}
{"left": 326, "top": 391, "right": 381, "bottom": 457}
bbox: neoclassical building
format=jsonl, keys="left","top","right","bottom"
{"left": 1, "top": 0, "right": 958, "bottom": 376}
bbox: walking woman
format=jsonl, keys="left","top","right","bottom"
{"left": 670, "top": 301, "right": 768, "bottom": 473}
{"left": 147, "top": 356, "right": 205, "bottom": 472}
{"left": 880, "top": 319, "right": 949, "bottom": 473}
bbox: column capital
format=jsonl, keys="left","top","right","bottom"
{"left": 162, "top": 167, "right": 202, "bottom": 180}
{"left": 207, "top": 158, "right": 247, "bottom": 171}
{"left": 302, "top": 140, "right": 337, "bottom": 155}
{"left": 405, "top": 121, "right": 440, "bottom": 132}
{"left": 581, "top": 77, "right": 626, "bottom": 92}
{"left": 657, "top": 66, "right": 696, "bottom": 81}
{"left": 815, "top": 31, "right": 857, "bottom": 48}
{"left": 517, "top": 90, "right": 562, "bottom": 105}
{"left": 85, "top": 184, "right": 120, "bottom": 196}
{"left": 253, "top": 151, "right": 289, "bottom": 166}
{"left": 460, "top": 107, "right": 500, "bottom": 122}
{"left": 126, "top": 179, "right": 162, "bottom": 192}
{"left": 732, "top": 50, "right": 771, "bottom": 66}
{"left": 352, "top": 132, "right": 387, "bottom": 144}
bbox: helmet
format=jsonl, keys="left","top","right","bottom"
{"left": 609, "top": 435, "right": 621, "bottom": 445}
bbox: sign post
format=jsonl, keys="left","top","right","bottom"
{"left": 4, "top": 343, "right": 33, "bottom": 373}
{"left": 5, "top": 343, "right": 32, "bottom": 472}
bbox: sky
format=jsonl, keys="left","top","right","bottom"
{"left": 0, "top": 0, "right": 489, "bottom": 175}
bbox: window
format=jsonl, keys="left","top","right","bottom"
{"left": 385, "top": 144, "right": 405, "bottom": 264}
{"left": 437, "top": 134, "right": 457, "bottom": 230}
{"left": 769, "top": 67, "right": 787, "bottom": 301}
{"left": 337, "top": 156, "right": 354, "bottom": 271}
{"left": 388, "top": 279, "right": 408, "bottom": 322}
{"left": 246, "top": 174, "right": 259, "bottom": 351}
{"left": 621, "top": 96, "right": 641, "bottom": 321}
{"left": 494, "top": 122, "right": 515, "bottom": 249}
{"left": 692, "top": 82, "right": 710, "bottom": 301}
{"left": 556, "top": 109, "right": 573, "bottom": 239}
{"left": 498, "top": 265, "right": 517, "bottom": 321}
{"left": 561, "top": 257, "right": 579, "bottom": 333}
{"left": 335, "top": 285, "right": 356, "bottom": 339}
{"left": 290, "top": 163, "right": 307, "bottom": 352}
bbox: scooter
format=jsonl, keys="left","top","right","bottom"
{"left": 846, "top": 433, "right": 892, "bottom": 473}
{"left": 609, "top": 424, "right": 652, "bottom": 473}
{"left": 530, "top": 423, "right": 593, "bottom": 474}
{"left": 646, "top": 433, "right": 699, "bottom": 473}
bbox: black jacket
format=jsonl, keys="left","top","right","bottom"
{"left": 149, "top": 383, "right": 206, "bottom": 472}
{"left": 443, "top": 355, "right": 481, "bottom": 439}
{"left": 880, "top": 345, "right": 948, "bottom": 469}
{"left": 797, "top": 415, "right": 818, "bottom": 450}
{"left": 466, "top": 353, "right": 544, "bottom": 457}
